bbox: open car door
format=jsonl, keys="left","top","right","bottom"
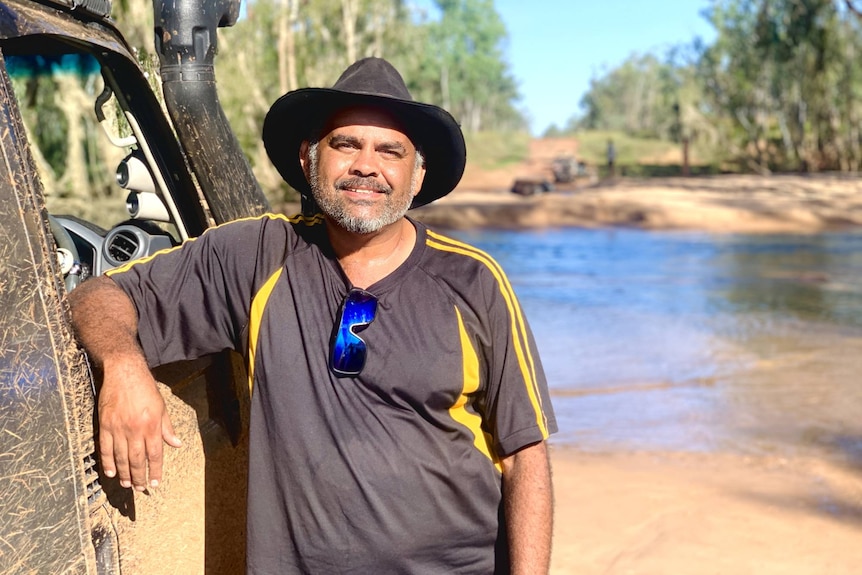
{"left": 0, "top": 0, "right": 254, "bottom": 570}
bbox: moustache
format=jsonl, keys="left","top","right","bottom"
{"left": 336, "top": 177, "right": 392, "bottom": 195}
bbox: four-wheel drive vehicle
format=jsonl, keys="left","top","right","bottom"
{"left": 551, "top": 155, "right": 592, "bottom": 185}
{"left": 0, "top": 0, "right": 270, "bottom": 571}
{"left": 510, "top": 177, "right": 553, "bottom": 196}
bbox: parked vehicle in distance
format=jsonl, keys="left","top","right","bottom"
{"left": 551, "top": 155, "right": 591, "bottom": 184}
{"left": 511, "top": 178, "right": 554, "bottom": 196}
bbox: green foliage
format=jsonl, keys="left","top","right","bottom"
{"left": 577, "top": 54, "right": 679, "bottom": 139}
{"left": 13, "top": 74, "right": 68, "bottom": 175}
{"left": 562, "top": 0, "right": 862, "bottom": 174}
{"left": 696, "top": 0, "right": 855, "bottom": 171}
{"left": 416, "top": 0, "right": 525, "bottom": 132}
{"left": 111, "top": 0, "right": 156, "bottom": 57}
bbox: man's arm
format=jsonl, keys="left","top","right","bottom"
{"left": 69, "top": 276, "right": 181, "bottom": 491}
{"left": 501, "top": 440, "right": 554, "bottom": 575}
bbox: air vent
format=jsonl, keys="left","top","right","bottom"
{"left": 104, "top": 228, "right": 142, "bottom": 265}
{"left": 83, "top": 451, "right": 105, "bottom": 508}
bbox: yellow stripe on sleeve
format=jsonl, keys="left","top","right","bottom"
{"left": 105, "top": 241, "right": 192, "bottom": 276}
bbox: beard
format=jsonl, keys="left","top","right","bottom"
{"left": 307, "top": 141, "right": 422, "bottom": 234}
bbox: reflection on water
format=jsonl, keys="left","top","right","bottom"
{"left": 450, "top": 228, "right": 862, "bottom": 461}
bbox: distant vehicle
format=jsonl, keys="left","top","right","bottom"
{"left": 551, "top": 155, "right": 590, "bottom": 184}
{"left": 511, "top": 178, "right": 554, "bottom": 196}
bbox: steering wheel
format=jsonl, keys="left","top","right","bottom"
{"left": 48, "top": 214, "right": 82, "bottom": 292}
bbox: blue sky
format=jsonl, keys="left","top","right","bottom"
{"left": 414, "top": 0, "right": 718, "bottom": 135}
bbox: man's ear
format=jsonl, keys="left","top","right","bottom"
{"left": 299, "top": 140, "right": 310, "bottom": 178}
{"left": 413, "top": 159, "right": 427, "bottom": 198}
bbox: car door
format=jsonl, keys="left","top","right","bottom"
{"left": 0, "top": 45, "right": 103, "bottom": 575}
{"left": 0, "top": 5, "right": 251, "bottom": 570}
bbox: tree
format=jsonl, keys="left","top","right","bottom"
{"left": 698, "top": 0, "right": 852, "bottom": 172}
{"left": 418, "top": 0, "right": 525, "bottom": 132}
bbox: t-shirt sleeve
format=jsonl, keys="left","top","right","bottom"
{"left": 480, "top": 270, "right": 557, "bottom": 458}
{"left": 105, "top": 217, "right": 275, "bottom": 368}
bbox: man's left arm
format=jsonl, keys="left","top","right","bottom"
{"left": 501, "top": 440, "right": 553, "bottom": 575}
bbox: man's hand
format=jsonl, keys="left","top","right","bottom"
{"left": 98, "top": 357, "right": 182, "bottom": 490}
{"left": 69, "top": 276, "right": 182, "bottom": 490}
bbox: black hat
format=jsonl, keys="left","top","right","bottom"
{"left": 262, "top": 57, "right": 466, "bottom": 209}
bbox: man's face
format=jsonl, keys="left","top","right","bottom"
{"left": 301, "top": 106, "right": 426, "bottom": 234}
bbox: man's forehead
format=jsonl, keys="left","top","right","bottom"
{"left": 322, "top": 105, "right": 414, "bottom": 143}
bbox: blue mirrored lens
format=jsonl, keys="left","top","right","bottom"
{"left": 330, "top": 290, "right": 378, "bottom": 376}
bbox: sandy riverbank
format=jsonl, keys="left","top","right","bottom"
{"left": 549, "top": 447, "right": 862, "bottom": 574}
{"left": 412, "top": 174, "right": 862, "bottom": 234}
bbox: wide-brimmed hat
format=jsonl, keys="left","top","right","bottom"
{"left": 262, "top": 57, "right": 466, "bottom": 209}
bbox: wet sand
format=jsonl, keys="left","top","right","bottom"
{"left": 411, "top": 173, "right": 862, "bottom": 573}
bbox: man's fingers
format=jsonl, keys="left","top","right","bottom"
{"left": 145, "top": 413, "right": 182, "bottom": 488}
{"left": 145, "top": 434, "right": 164, "bottom": 488}
{"left": 145, "top": 408, "right": 177, "bottom": 488}
{"left": 127, "top": 439, "right": 149, "bottom": 491}
{"left": 112, "top": 438, "right": 133, "bottom": 489}
{"left": 99, "top": 431, "right": 116, "bottom": 479}
{"left": 161, "top": 412, "right": 183, "bottom": 449}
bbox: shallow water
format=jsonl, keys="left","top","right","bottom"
{"left": 450, "top": 228, "right": 862, "bottom": 462}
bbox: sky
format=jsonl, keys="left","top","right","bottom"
{"left": 415, "top": 0, "right": 718, "bottom": 135}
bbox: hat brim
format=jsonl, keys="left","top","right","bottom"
{"left": 262, "top": 89, "right": 466, "bottom": 209}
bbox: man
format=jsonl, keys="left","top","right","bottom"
{"left": 70, "top": 57, "right": 556, "bottom": 574}
{"left": 606, "top": 138, "right": 616, "bottom": 178}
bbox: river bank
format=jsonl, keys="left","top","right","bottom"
{"left": 412, "top": 173, "right": 862, "bottom": 233}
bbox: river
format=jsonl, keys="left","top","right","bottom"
{"left": 450, "top": 227, "right": 862, "bottom": 463}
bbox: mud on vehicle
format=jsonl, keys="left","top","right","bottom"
{"left": 0, "top": 0, "right": 269, "bottom": 571}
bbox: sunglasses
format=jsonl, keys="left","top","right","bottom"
{"left": 330, "top": 288, "right": 379, "bottom": 377}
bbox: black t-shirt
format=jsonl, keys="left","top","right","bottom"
{"left": 107, "top": 214, "right": 557, "bottom": 574}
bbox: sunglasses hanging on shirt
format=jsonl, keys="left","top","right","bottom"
{"left": 329, "top": 288, "right": 378, "bottom": 377}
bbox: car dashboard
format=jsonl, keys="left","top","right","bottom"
{"left": 54, "top": 215, "right": 178, "bottom": 281}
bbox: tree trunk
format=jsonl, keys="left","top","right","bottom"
{"left": 54, "top": 76, "right": 89, "bottom": 201}
{"left": 341, "top": 0, "right": 359, "bottom": 65}
{"left": 440, "top": 62, "right": 450, "bottom": 112}
{"left": 277, "top": 0, "right": 302, "bottom": 94}
{"left": 287, "top": 0, "right": 301, "bottom": 91}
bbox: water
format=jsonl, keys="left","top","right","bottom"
{"left": 450, "top": 228, "right": 862, "bottom": 462}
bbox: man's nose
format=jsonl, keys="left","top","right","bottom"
{"left": 349, "top": 146, "right": 380, "bottom": 177}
